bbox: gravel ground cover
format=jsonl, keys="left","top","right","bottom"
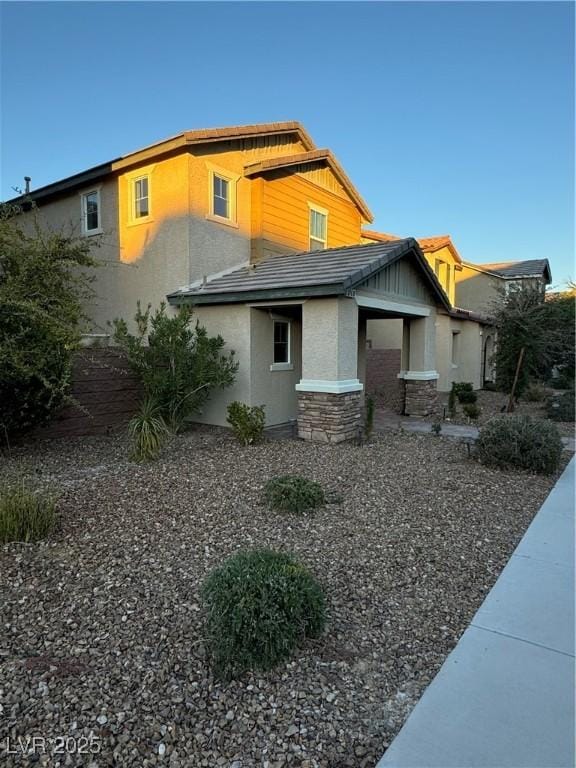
{"left": 0, "top": 429, "right": 566, "bottom": 768}
{"left": 441, "top": 389, "right": 574, "bottom": 437}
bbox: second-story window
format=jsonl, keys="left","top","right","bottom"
{"left": 134, "top": 176, "right": 149, "bottom": 219}
{"left": 309, "top": 207, "right": 327, "bottom": 250}
{"left": 81, "top": 189, "right": 101, "bottom": 235}
{"left": 213, "top": 174, "right": 230, "bottom": 219}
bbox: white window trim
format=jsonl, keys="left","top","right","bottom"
{"left": 79, "top": 186, "right": 103, "bottom": 236}
{"left": 125, "top": 166, "right": 155, "bottom": 226}
{"left": 206, "top": 162, "right": 240, "bottom": 227}
{"left": 308, "top": 202, "right": 328, "bottom": 250}
{"left": 270, "top": 317, "right": 293, "bottom": 371}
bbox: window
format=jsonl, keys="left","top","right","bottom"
{"left": 133, "top": 176, "right": 149, "bottom": 219}
{"left": 451, "top": 331, "right": 460, "bottom": 367}
{"left": 213, "top": 174, "right": 230, "bottom": 219}
{"left": 309, "top": 207, "right": 327, "bottom": 250}
{"left": 81, "top": 189, "right": 101, "bottom": 234}
{"left": 273, "top": 320, "right": 290, "bottom": 364}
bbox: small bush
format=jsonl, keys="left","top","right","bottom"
{"left": 483, "top": 381, "right": 497, "bottom": 392}
{"left": 202, "top": 548, "right": 326, "bottom": 679}
{"left": 226, "top": 402, "right": 265, "bottom": 445}
{"left": 462, "top": 403, "right": 481, "bottom": 421}
{"left": 448, "top": 385, "right": 457, "bottom": 417}
{"left": 453, "top": 382, "right": 473, "bottom": 395}
{"left": 457, "top": 388, "right": 477, "bottom": 405}
{"left": 552, "top": 372, "right": 575, "bottom": 391}
{"left": 128, "top": 397, "right": 171, "bottom": 462}
{"left": 477, "top": 415, "right": 562, "bottom": 475}
{"left": 364, "top": 396, "right": 375, "bottom": 439}
{"left": 264, "top": 475, "right": 325, "bottom": 514}
{"left": 0, "top": 479, "right": 56, "bottom": 543}
{"left": 524, "top": 382, "right": 547, "bottom": 402}
{"left": 546, "top": 391, "right": 575, "bottom": 422}
{"left": 431, "top": 420, "right": 442, "bottom": 435}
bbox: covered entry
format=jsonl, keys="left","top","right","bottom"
{"left": 168, "top": 238, "right": 451, "bottom": 442}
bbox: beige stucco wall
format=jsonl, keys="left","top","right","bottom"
{"left": 192, "top": 304, "right": 252, "bottom": 427}
{"left": 455, "top": 265, "right": 503, "bottom": 313}
{"left": 408, "top": 311, "right": 437, "bottom": 372}
{"left": 435, "top": 314, "right": 484, "bottom": 391}
{"left": 250, "top": 308, "right": 302, "bottom": 426}
{"left": 301, "top": 297, "right": 359, "bottom": 381}
{"left": 366, "top": 318, "right": 403, "bottom": 350}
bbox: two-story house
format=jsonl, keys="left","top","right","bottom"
{"left": 9, "top": 121, "right": 512, "bottom": 440}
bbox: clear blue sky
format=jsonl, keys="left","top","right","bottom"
{"left": 1, "top": 1, "right": 574, "bottom": 285}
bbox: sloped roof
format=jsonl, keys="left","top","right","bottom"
{"left": 168, "top": 239, "right": 451, "bottom": 309}
{"left": 245, "top": 149, "right": 373, "bottom": 222}
{"left": 474, "top": 259, "right": 552, "bottom": 282}
{"left": 7, "top": 121, "right": 315, "bottom": 204}
{"left": 362, "top": 230, "right": 463, "bottom": 264}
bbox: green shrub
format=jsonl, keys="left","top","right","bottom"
{"left": 202, "top": 548, "right": 326, "bottom": 679}
{"left": 553, "top": 371, "right": 575, "bottom": 391}
{"left": 546, "top": 391, "right": 575, "bottom": 422}
{"left": 431, "top": 420, "right": 442, "bottom": 435}
{"left": 462, "top": 403, "right": 481, "bottom": 421}
{"left": 448, "top": 385, "right": 457, "bottom": 417}
{"left": 113, "top": 303, "right": 238, "bottom": 433}
{"left": 226, "top": 402, "right": 266, "bottom": 445}
{"left": 456, "top": 387, "right": 477, "bottom": 405}
{"left": 524, "top": 382, "right": 547, "bottom": 402}
{"left": 128, "top": 398, "right": 171, "bottom": 462}
{"left": 482, "top": 381, "right": 497, "bottom": 392}
{"left": 477, "top": 415, "right": 562, "bottom": 475}
{"left": 0, "top": 479, "right": 57, "bottom": 543}
{"left": 264, "top": 475, "right": 325, "bottom": 514}
{"left": 364, "top": 396, "right": 375, "bottom": 439}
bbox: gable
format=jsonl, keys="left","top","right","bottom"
{"left": 357, "top": 252, "right": 442, "bottom": 306}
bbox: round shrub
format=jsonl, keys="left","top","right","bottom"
{"left": 202, "top": 549, "right": 326, "bottom": 679}
{"left": 457, "top": 389, "right": 477, "bottom": 405}
{"left": 546, "top": 391, "right": 575, "bottom": 422}
{"left": 463, "top": 402, "right": 481, "bottom": 421}
{"left": 477, "top": 415, "right": 562, "bottom": 475}
{"left": 523, "top": 382, "right": 547, "bottom": 402}
{"left": 264, "top": 475, "right": 325, "bottom": 514}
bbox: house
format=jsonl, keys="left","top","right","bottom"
{"left": 361, "top": 230, "right": 496, "bottom": 400}
{"left": 455, "top": 259, "right": 552, "bottom": 313}
{"left": 8, "top": 121, "right": 518, "bottom": 441}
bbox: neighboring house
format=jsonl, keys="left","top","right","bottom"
{"left": 455, "top": 259, "right": 552, "bottom": 313}
{"left": 9, "top": 121, "right": 538, "bottom": 440}
{"left": 361, "top": 230, "right": 496, "bottom": 398}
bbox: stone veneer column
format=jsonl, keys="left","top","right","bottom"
{"left": 404, "top": 377, "right": 439, "bottom": 417}
{"left": 297, "top": 297, "right": 363, "bottom": 443}
{"left": 297, "top": 389, "right": 362, "bottom": 443}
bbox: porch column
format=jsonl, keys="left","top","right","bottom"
{"left": 401, "top": 312, "right": 440, "bottom": 417}
{"left": 296, "top": 297, "right": 363, "bottom": 443}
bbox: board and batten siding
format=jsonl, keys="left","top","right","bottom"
{"left": 257, "top": 169, "right": 362, "bottom": 259}
{"left": 360, "top": 256, "right": 432, "bottom": 303}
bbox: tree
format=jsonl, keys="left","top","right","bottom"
{"left": 112, "top": 302, "right": 238, "bottom": 432}
{"left": 0, "top": 204, "right": 97, "bottom": 440}
{"left": 491, "top": 284, "right": 575, "bottom": 396}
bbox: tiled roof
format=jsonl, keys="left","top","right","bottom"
{"left": 361, "top": 230, "right": 401, "bottom": 242}
{"left": 168, "top": 239, "right": 450, "bottom": 308}
{"left": 475, "top": 260, "right": 552, "bottom": 281}
{"left": 245, "top": 150, "right": 373, "bottom": 222}
{"left": 362, "top": 230, "right": 463, "bottom": 264}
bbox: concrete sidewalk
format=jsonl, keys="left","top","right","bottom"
{"left": 377, "top": 456, "right": 575, "bottom": 768}
{"left": 375, "top": 412, "right": 575, "bottom": 452}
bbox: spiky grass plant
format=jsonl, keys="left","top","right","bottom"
{"left": 128, "top": 397, "right": 171, "bottom": 462}
{"left": 0, "top": 479, "right": 57, "bottom": 543}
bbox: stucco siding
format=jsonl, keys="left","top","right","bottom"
{"left": 455, "top": 265, "right": 502, "bottom": 313}
{"left": 191, "top": 304, "right": 252, "bottom": 427}
{"left": 250, "top": 309, "right": 302, "bottom": 426}
{"left": 366, "top": 319, "right": 403, "bottom": 350}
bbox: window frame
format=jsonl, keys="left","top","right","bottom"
{"left": 206, "top": 164, "right": 240, "bottom": 227}
{"left": 308, "top": 203, "right": 328, "bottom": 250}
{"left": 132, "top": 175, "right": 151, "bottom": 222}
{"left": 80, "top": 187, "right": 102, "bottom": 236}
{"left": 270, "top": 318, "right": 293, "bottom": 371}
{"left": 451, "top": 330, "right": 461, "bottom": 368}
